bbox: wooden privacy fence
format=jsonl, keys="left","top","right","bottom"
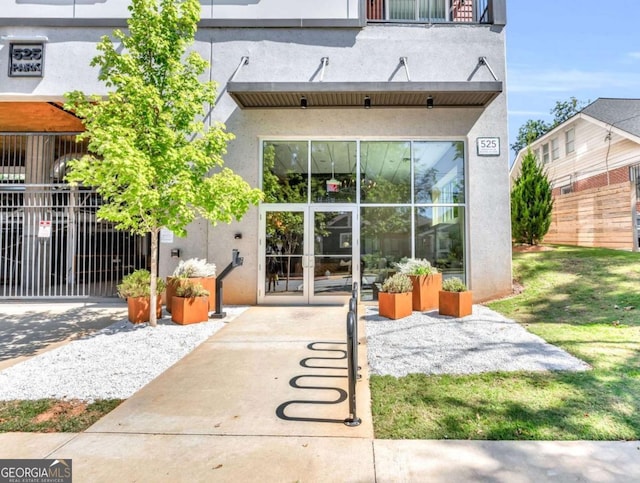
{"left": 544, "top": 183, "right": 635, "bottom": 250}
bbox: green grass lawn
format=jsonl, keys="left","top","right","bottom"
{"left": 371, "top": 246, "right": 640, "bottom": 440}
{"left": 0, "top": 399, "right": 122, "bottom": 433}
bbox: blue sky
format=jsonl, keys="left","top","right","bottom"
{"left": 506, "top": 1, "right": 640, "bottom": 161}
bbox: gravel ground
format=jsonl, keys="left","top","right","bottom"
{"left": 0, "top": 304, "right": 590, "bottom": 402}
{"left": 365, "top": 305, "right": 591, "bottom": 377}
{"left": 0, "top": 307, "right": 248, "bottom": 402}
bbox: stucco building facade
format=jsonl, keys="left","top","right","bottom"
{"left": 1, "top": 0, "right": 512, "bottom": 304}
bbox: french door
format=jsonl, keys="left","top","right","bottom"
{"left": 258, "top": 205, "right": 358, "bottom": 305}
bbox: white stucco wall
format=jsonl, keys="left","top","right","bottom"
{"left": 1, "top": 0, "right": 359, "bottom": 20}
{"left": 0, "top": 22, "right": 511, "bottom": 304}
{"left": 196, "top": 25, "right": 511, "bottom": 303}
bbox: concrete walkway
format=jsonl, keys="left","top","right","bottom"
{"left": 1, "top": 305, "right": 639, "bottom": 481}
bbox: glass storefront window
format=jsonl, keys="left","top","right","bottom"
{"left": 261, "top": 139, "right": 467, "bottom": 298}
{"left": 310, "top": 141, "right": 357, "bottom": 203}
{"left": 262, "top": 141, "right": 308, "bottom": 203}
{"left": 415, "top": 206, "right": 465, "bottom": 278}
{"left": 413, "top": 141, "right": 465, "bottom": 204}
{"left": 360, "top": 206, "right": 411, "bottom": 300}
{"left": 361, "top": 141, "right": 411, "bottom": 204}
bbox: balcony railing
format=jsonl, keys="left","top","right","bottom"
{"left": 367, "top": 0, "right": 490, "bottom": 23}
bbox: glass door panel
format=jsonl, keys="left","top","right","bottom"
{"left": 263, "top": 210, "right": 305, "bottom": 299}
{"left": 260, "top": 206, "right": 357, "bottom": 304}
{"left": 312, "top": 209, "right": 355, "bottom": 300}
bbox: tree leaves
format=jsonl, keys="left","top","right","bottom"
{"left": 63, "top": 0, "right": 263, "bottom": 325}
{"left": 511, "top": 149, "right": 553, "bottom": 245}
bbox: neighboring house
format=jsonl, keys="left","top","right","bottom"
{"left": 511, "top": 98, "right": 640, "bottom": 251}
{"left": 0, "top": 0, "right": 512, "bottom": 304}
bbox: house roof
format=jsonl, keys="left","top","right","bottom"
{"left": 510, "top": 97, "right": 640, "bottom": 178}
{"left": 581, "top": 98, "right": 640, "bottom": 138}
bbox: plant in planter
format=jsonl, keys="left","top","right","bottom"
{"left": 117, "top": 269, "right": 166, "bottom": 324}
{"left": 166, "top": 258, "right": 217, "bottom": 313}
{"left": 438, "top": 277, "right": 473, "bottom": 318}
{"left": 378, "top": 273, "right": 413, "bottom": 320}
{"left": 395, "top": 258, "right": 442, "bottom": 311}
{"left": 171, "top": 279, "right": 210, "bottom": 325}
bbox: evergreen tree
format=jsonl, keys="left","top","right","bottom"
{"left": 64, "top": 0, "right": 262, "bottom": 326}
{"left": 511, "top": 149, "right": 553, "bottom": 245}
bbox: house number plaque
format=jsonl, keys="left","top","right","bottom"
{"left": 476, "top": 137, "right": 500, "bottom": 156}
{"left": 9, "top": 43, "right": 44, "bottom": 77}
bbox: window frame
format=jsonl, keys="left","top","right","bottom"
{"left": 551, "top": 137, "right": 560, "bottom": 160}
{"left": 541, "top": 143, "right": 550, "bottom": 164}
{"left": 565, "top": 128, "right": 575, "bottom": 155}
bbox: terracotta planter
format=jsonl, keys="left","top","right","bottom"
{"left": 171, "top": 295, "right": 209, "bottom": 325}
{"left": 378, "top": 291, "right": 413, "bottom": 320}
{"left": 166, "top": 276, "right": 216, "bottom": 313}
{"left": 438, "top": 290, "right": 473, "bottom": 318}
{"left": 409, "top": 273, "right": 442, "bottom": 311}
{"left": 127, "top": 295, "right": 163, "bottom": 324}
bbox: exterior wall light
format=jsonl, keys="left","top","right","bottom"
{"left": 426, "top": 96, "right": 434, "bottom": 109}
{"left": 300, "top": 96, "right": 308, "bottom": 109}
{"left": 364, "top": 96, "right": 371, "bottom": 109}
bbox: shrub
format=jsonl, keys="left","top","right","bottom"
{"left": 172, "top": 258, "right": 216, "bottom": 278}
{"left": 380, "top": 273, "right": 413, "bottom": 293}
{"left": 511, "top": 148, "right": 553, "bottom": 245}
{"left": 175, "top": 280, "right": 210, "bottom": 298}
{"left": 441, "top": 277, "right": 468, "bottom": 292}
{"left": 395, "top": 258, "right": 438, "bottom": 276}
{"left": 117, "top": 269, "right": 166, "bottom": 298}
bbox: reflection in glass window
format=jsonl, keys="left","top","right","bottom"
{"left": 265, "top": 210, "right": 304, "bottom": 294}
{"left": 262, "top": 141, "right": 308, "bottom": 203}
{"left": 361, "top": 141, "right": 411, "bottom": 204}
{"left": 310, "top": 141, "right": 357, "bottom": 203}
{"left": 415, "top": 207, "right": 465, "bottom": 278}
{"left": 361, "top": 206, "right": 411, "bottom": 295}
{"left": 261, "top": 139, "right": 467, "bottom": 299}
{"left": 413, "top": 141, "right": 464, "bottom": 204}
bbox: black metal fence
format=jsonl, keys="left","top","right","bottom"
{"left": 0, "top": 133, "right": 149, "bottom": 298}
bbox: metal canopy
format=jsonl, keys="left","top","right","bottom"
{"left": 227, "top": 81, "right": 502, "bottom": 109}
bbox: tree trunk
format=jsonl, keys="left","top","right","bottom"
{"left": 149, "top": 228, "right": 160, "bottom": 327}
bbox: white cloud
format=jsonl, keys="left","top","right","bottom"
{"left": 508, "top": 68, "right": 640, "bottom": 93}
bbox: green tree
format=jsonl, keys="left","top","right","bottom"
{"left": 510, "top": 97, "right": 589, "bottom": 155}
{"left": 550, "top": 96, "right": 588, "bottom": 127}
{"left": 510, "top": 119, "right": 551, "bottom": 155}
{"left": 64, "top": 0, "right": 262, "bottom": 326}
{"left": 511, "top": 149, "right": 553, "bottom": 245}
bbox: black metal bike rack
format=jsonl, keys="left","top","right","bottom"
{"left": 344, "top": 281, "right": 362, "bottom": 427}
{"left": 210, "top": 249, "right": 243, "bottom": 319}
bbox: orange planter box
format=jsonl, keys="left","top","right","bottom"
{"left": 127, "top": 296, "right": 162, "bottom": 324}
{"left": 171, "top": 296, "right": 209, "bottom": 325}
{"left": 438, "top": 290, "right": 473, "bottom": 318}
{"left": 378, "top": 291, "right": 413, "bottom": 320}
{"left": 166, "top": 276, "right": 216, "bottom": 313}
{"left": 409, "top": 273, "right": 442, "bottom": 311}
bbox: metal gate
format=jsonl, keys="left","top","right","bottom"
{"left": 1, "top": 133, "right": 150, "bottom": 298}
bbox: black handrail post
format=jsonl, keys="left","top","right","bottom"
{"left": 344, "top": 310, "right": 361, "bottom": 427}
{"left": 210, "top": 249, "right": 244, "bottom": 319}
